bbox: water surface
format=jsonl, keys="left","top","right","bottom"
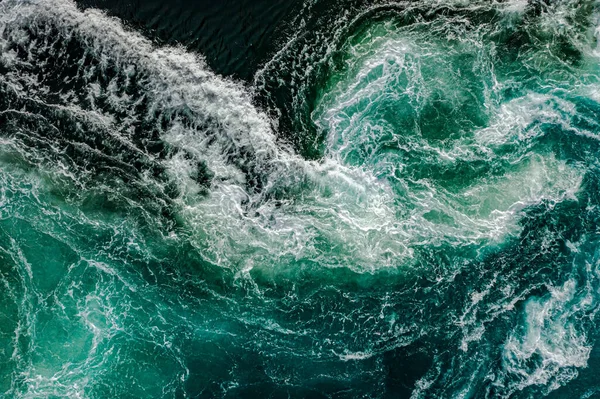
{"left": 1, "top": 0, "right": 600, "bottom": 397}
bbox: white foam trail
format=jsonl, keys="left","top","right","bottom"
{"left": 475, "top": 93, "right": 579, "bottom": 146}
{"left": 0, "top": 0, "right": 413, "bottom": 271}
{"left": 0, "top": 0, "right": 589, "bottom": 273}
{"left": 0, "top": 0, "right": 282, "bottom": 184}
{"left": 498, "top": 279, "right": 595, "bottom": 396}
{"left": 312, "top": 18, "right": 584, "bottom": 247}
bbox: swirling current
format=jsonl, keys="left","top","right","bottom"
{"left": 1, "top": 0, "right": 600, "bottom": 397}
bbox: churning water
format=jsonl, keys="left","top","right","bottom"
{"left": 1, "top": 0, "right": 600, "bottom": 397}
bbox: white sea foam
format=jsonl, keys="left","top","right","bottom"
{"left": 498, "top": 279, "right": 595, "bottom": 396}
{"left": 312, "top": 20, "right": 584, "bottom": 248}
{"left": 0, "top": 0, "right": 589, "bottom": 273}
{"left": 0, "top": 0, "right": 414, "bottom": 272}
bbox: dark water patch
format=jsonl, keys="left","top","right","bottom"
{"left": 76, "top": 0, "right": 304, "bottom": 80}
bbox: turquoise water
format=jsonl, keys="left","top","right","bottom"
{"left": 2, "top": 0, "right": 600, "bottom": 397}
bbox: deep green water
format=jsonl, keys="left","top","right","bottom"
{"left": 2, "top": 0, "right": 600, "bottom": 397}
